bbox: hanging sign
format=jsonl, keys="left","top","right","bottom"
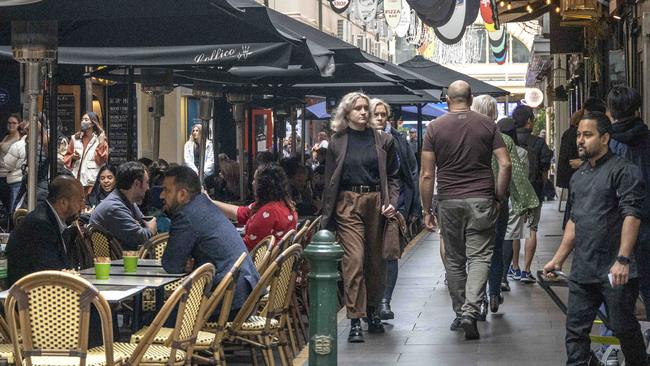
{"left": 384, "top": 0, "right": 402, "bottom": 29}
{"left": 394, "top": 0, "right": 412, "bottom": 37}
{"left": 433, "top": 0, "right": 468, "bottom": 45}
{"left": 330, "top": 0, "right": 350, "bottom": 13}
{"left": 356, "top": 0, "right": 378, "bottom": 24}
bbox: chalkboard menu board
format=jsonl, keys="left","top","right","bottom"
{"left": 57, "top": 93, "right": 77, "bottom": 139}
{"left": 107, "top": 84, "right": 137, "bottom": 165}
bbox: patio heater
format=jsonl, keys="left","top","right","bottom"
{"left": 193, "top": 83, "right": 221, "bottom": 185}
{"left": 12, "top": 21, "right": 56, "bottom": 212}
{"left": 227, "top": 93, "right": 251, "bottom": 200}
{"left": 141, "top": 69, "right": 174, "bottom": 161}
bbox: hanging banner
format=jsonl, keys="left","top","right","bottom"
{"left": 394, "top": 0, "right": 412, "bottom": 37}
{"left": 356, "top": 0, "right": 378, "bottom": 24}
{"left": 384, "top": 0, "right": 402, "bottom": 29}
{"left": 330, "top": 0, "right": 351, "bottom": 14}
{"left": 433, "top": 0, "right": 468, "bottom": 45}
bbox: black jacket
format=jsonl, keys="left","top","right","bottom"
{"left": 7, "top": 201, "right": 72, "bottom": 286}
{"left": 387, "top": 126, "right": 421, "bottom": 219}
{"left": 557, "top": 125, "right": 578, "bottom": 189}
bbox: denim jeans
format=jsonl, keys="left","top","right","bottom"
{"left": 488, "top": 201, "right": 509, "bottom": 296}
{"left": 565, "top": 278, "right": 647, "bottom": 366}
{"left": 8, "top": 182, "right": 20, "bottom": 213}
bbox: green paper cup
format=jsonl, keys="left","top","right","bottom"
{"left": 94, "top": 263, "right": 110, "bottom": 280}
{"left": 123, "top": 256, "right": 138, "bottom": 273}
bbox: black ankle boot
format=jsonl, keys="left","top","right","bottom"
{"left": 366, "top": 308, "right": 385, "bottom": 334}
{"left": 348, "top": 318, "right": 364, "bottom": 343}
{"left": 378, "top": 299, "right": 394, "bottom": 320}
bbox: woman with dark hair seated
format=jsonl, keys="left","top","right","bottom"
{"left": 85, "top": 164, "right": 117, "bottom": 209}
{"left": 210, "top": 163, "right": 297, "bottom": 251}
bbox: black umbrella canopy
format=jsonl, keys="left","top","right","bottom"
{"left": 0, "top": 0, "right": 329, "bottom": 71}
{"left": 399, "top": 55, "right": 509, "bottom": 97}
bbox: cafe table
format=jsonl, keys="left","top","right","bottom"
{"left": 112, "top": 259, "right": 161, "bottom": 267}
{"left": 80, "top": 266, "right": 180, "bottom": 278}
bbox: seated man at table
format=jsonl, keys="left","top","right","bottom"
{"left": 160, "top": 166, "right": 260, "bottom": 315}
{"left": 7, "top": 175, "right": 84, "bottom": 286}
{"left": 90, "top": 161, "right": 157, "bottom": 250}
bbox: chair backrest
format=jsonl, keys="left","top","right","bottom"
{"left": 230, "top": 244, "right": 303, "bottom": 333}
{"left": 85, "top": 224, "right": 123, "bottom": 259}
{"left": 126, "top": 263, "right": 214, "bottom": 366}
{"left": 137, "top": 232, "right": 170, "bottom": 259}
{"left": 5, "top": 271, "right": 115, "bottom": 366}
{"left": 12, "top": 208, "right": 28, "bottom": 228}
{"left": 293, "top": 220, "right": 310, "bottom": 246}
{"left": 248, "top": 235, "right": 275, "bottom": 273}
{"left": 202, "top": 253, "right": 246, "bottom": 349}
{"left": 270, "top": 229, "right": 296, "bottom": 261}
{"left": 301, "top": 215, "right": 321, "bottom": 247}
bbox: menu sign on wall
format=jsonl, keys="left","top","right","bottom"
{"left": 107, "top": 84, "right": 137, "bottom": 165}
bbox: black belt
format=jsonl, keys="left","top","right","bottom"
{"left": 342, "top": 185, "right": 380, "bottom": 193}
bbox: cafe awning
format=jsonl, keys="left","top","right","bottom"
{"left": 399, "top": 55, "right": 510, "bottom": 97}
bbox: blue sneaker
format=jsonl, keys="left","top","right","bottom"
{"left": 507, "top": 266, "right": 521, "bottom": 280}
{"left": 520, "top": 271, "right": 536, "bottom": 283}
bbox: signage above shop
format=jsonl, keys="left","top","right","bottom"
{"left": 330, "top": 0, "right": 351, "bottom": 13}
{"left": 356, "top": 0, "right": 378, "bottom": 24}
{"left": 384, "top": 0, "right": 402, "bottom": 29}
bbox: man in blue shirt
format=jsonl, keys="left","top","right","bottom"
{"left": 160, "top": 166, "right": 259, "bottom": 313}
{"left": 90, "top": 162, "right": 157, "bottom": 250}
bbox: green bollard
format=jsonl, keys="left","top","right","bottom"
{"left": 304, "top": 229, "right": 344, "bottom": 366}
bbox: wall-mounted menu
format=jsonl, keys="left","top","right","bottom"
{"left": 107, "top": 84, "right": 137, "bottom": 165}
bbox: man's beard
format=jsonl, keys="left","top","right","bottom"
{"left": 163, "top": 202, "right": 180, "bottom": 216}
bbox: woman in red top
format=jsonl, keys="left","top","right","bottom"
{"left": 211, "top": 163, "right": 297, "bottom": 251}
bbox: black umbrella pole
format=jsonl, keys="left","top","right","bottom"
{"left": 417, "top": 103, "right": 423, "bottom": 166}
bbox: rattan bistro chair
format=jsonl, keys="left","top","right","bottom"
{"left": 269, "top": 229, "right": 296, "bottom": 262}
{"left": 249, "top": 235, "right": 276, "bottom": 274}
{"left": 12, "top": 208, "right": 28, "bottom": 228}
{"left": 138, "top": 233, "right": 170, "bottom": 260}
{"left": 85, "top": 224, "right": 123, "bottom": 259}
{"left": 92, "top": 263, "right": 215, "bottom": 366}
{"left": 5, "top": 271, "right": 121, "bottom": 366}
{"left": 226, "top": 244, "right": 303, "bottom": 366}
{"left": 131, "top": 253, "right": 246, "bottom": 366}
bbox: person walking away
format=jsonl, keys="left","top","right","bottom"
{"left": 511, "top": 105, "right": 552, "bottom": 283}
{"left": 321, "top": 92, "right": 399, "bottom": 343}
{"left": 420, "top": 81, "right": 511, "bottom": 339}
{"left": 606, "top": 86, "right": 650, "bottom": 323}
{"left": 64, "top": 111, "right": 108, "bottom": 193}
{"left": 543, "top": 112, "right": 648, "bottom": 366}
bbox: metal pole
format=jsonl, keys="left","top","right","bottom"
{"left": 127, "top": 66, "right": 134, "bottom": 162}
{"left": 318, "top": 0, "right": 323, "bottom": 31}
{"left": 304, "top": 230, "right": 344, "bottom": 366}
{"left": 26, "top": 62, "right": 40, "bottom": 212}
{"left": 198, "top": 96, "right": 212, "bottom": 185}
{"left": 301, "top": 103, "right": 306, "bottom": 165}
{"left": 416, "top": 103, "right": 423, "bottom": 165}
{"left": 152, "top": 94, "right": 164, "bottom": 162}
{"left": 233, "top": 103, "right": 246, "bottom": 200}
{"left": 84, "top": 66, "right": 93, "bottom": 112}
{"left": 247, "top": 105, "right": 254, "bottom": 194}
{"left": 48, "top": 61, "right": 58, "bottom": 180}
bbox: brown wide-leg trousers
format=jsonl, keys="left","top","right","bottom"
{"left": 335, "top": 190, "right": 386, "bottom": 319}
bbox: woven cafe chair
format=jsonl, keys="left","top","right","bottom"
{"left": 292, "top": 220, "right": 311, "bottom": 247}
{"left": 84, "top": 224, "right": 123, "bottom": 260}
{"left": 12, "top": 208, "right": 27, "bottom": 228}
{"left": 130, "top": 254, "right": 245, "bottom": 362}
{"left": 249, "top": 235, "right": 276, "bottom": 274}
{"left": 0, "top": 315, "right": 16, "bottom": 364}
{"left": 137, "top": 233, "right": 170, "bottom": 260}
{"left": 300, "top": 215, "right": 321, "bottom": 247}
{"left": 226, "top": 244, "right": 303, "bottom": 366}
{"left": 5, "top": 270, "right": 121, "bottom": 366}
{"left": 269, "top": 229, "right": 296, "bottom": 262}
{"left": 92, "top": 263, "right": 215, "bottom": 366}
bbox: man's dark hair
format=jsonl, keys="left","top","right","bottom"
{"left": 256, "top": 151, "right": 275, "bottom": 165}
{"left": 164, "top": 165, "right": 202, "bottom": 197}
{"left": 607, "top": 86, "right": 641, "bottom": 120}
{"left": 581, "top": 111, "right": 612, "bottom": 136}
{"left": 496, "top": 117, "right": 518, "bottom": 145}
{"left": 512, "top": 105, "right": 534, "bottom": 128}
{"left": 253, "top": 163, "right": 294, "bottom": 214}
{"left": 47, "top": 175, "right": 80, "bottom": 202}
{"left": 583, "top": 97, "right": 606, "bottom": 113}
{"left": 116, "top": 161, "right": 147, "bottom": 190}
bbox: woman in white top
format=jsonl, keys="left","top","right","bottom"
{"left": 64, "top": 111, "right": 109, "bottom": 192}
{"left": 183, "top": 124, "right": 214, "bottom": 178}
{"left": 0, "top": 114, "right": 24, "bottom": 212}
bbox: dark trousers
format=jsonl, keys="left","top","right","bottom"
{"left": 635, "top": 225, "right": 650, "bottom": 320}
{"left": 488, "top": 202, "right": 509, "bottom": 296}
{"left": 563, "top": 187, "right": 572, "bottom": 230}
{"left": 566, "top": 278, "right": 647, "bottom": 366}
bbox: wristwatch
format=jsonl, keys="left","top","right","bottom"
{"left": 616, "top": 255, "right": 631, "bottom": 265}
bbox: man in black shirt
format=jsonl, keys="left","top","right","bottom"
{"left": 543, "top": 112, "right": 647, "bottom": 366}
